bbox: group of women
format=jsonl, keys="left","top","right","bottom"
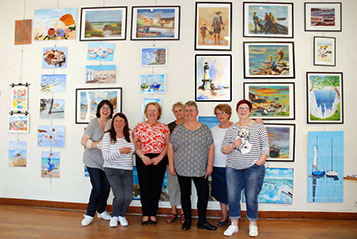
{"left": 80, "top": 98, "right": 269, "bottom": 237}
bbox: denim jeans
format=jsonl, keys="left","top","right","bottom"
{"left": 226, "top": 164, "right": 265, "bottom": 222}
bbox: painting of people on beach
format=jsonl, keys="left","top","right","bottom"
{"left": 85, "top": 65, "right": 116, "bottom": 83}
{"left": 41, "top": 151, "right": 60, "bottom": 178}
{"left": 40, "top": 99, "right": 65, "bottom": 119}
{"left": 198, "top": 116, "right": 219, "bottom": 130}
{"left": 42, "top": 47, "right": 67, "bottom": 68}
{"left": 243, "top": 2, "right": 293, "bottom": 38}
{"left": 15, "top": 19, "right": 32, "bottom": 45}
{"left": 80, "top": 7, "right": 127, "bottom": 41}
{"left": 195, "top": 2, "right": 232, "bottom": 50}
{"left": 305, "top": 3, "right": 342, "bottom": 32}
{"left": 8, "top": 114, "right": 29, "bottom": 133}
{"left": 9, "top": 141, "right": 27, "bottom": 167}
{"left": 308, "top": 131, "right": 344, "bottom": 202}
{"left": 265, "top": 124, "right": 295, "bottom": 162}
{"left": 140, "top": 74, "right": 166, "bottom": 94}
{"left": 34, "top": 8, "right": 76, "bottom": 40}
{"left": 87, "top": 42, "right": 114, "bottom": 61}
{"left": 314, "top": 36, "right": 336, "bottom": 66}
{"left": 37, "top": 125, "right": 65, "bottom": 148}
{"left": 11, "top": 85, "right": 28, "bottom": 111}
{"left": 307, "top": 72, "right": 343, "bottom": 124}
{"left": 244, "top": 42, "right": 295, "bottom": 79}
{"left": 131, "top": 6, "right": 180, "bottom": 40}
{"left": 141, "top": 47, "right": 167, "bottom": 67}
{"left": 41, "top": 74, "right": 66, "bottom": 93}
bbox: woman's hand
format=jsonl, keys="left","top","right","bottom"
{"left": 142, "top": 155, "right": 152, "bottom": 166}
{"left": 151, "top": 156, "right": 162, "bottom": 165}
{"left": 205, "top": 165, "right": 213, "bottom": 179}
{"left": 120, "top": 147, "right": 132, "bottom": 154}
{"left": 255, "top": 154, "right": 267, "bottom": 166}
{"left": 232, "top": 137, "right": 242, "bottom": 148}
{"left": 169, "top": 164, "right": 176, "bottom": 176}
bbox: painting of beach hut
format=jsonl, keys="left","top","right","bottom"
{"left": 41, "top": 74, "right": 66, "bottom": 93}
{"left": 37, "top": 125, "right": 65, "bottom": 148}
{"left": 9, "top": 141, "right": 27, "bottom": 167}
{"left": 314, "top": 36, "right": 336, "bottom": 66}
{"left": 304, "top": 3, "right": 342, "bottom": 32}
{"left": 198, "top": 116, "right": 219, "bottom": 130}
{"left": 34, "top": 8, "right": 76, "bottom": 40}
{"left": 243, "top": 42, "right": 295, "bottom": 79}
{"left": 87, "top": 42, "right": 115, "bottom": 61}
{"left": 131, "top": 6, "right": 180, "bottom": 40}
{"left": 243, "top": 82, "right": 295, "bottom": 120}
{"left": 195, "top": 54, "right": 232, "bottom": 102}
{"left": 307, "top": 131, "right": 344, "bottom": 202}
{"left": 195, "top": 2, "right": 232, "bottom": 50}
{"left": 141, "top": 47, "right": 167, "bottom": 67}
{"left": 80, "top": 7, "right": 127, "bottom": 41}
{"left": 76, "top": 88, "right": 122, "bottom": 124}
{"left": 307, "top": 72, "right": 343, "bottom": 124}
{"left": 11, "top": 85, "right": 28, "bottom": 111}
{"left": 265, "top": 124, "right": 295, "bottom": 162}
{"left": 42, "top": 47, "right": 67, "bottom": 68}
{"left": 140, "top": 74, "right": 166, "bottom": 94}
{"left": 41, "top": 151, "right": 60, "bottom": 178}
{"left": 85, "top": 65, "right": 116, "bottom": 83}
{"left": 15, "top": 19, "right": 32, "bottom": 45}
{"left": 243, "top": 2, "right": 294, "bottom": 38}
{"left": 8, "top": 114, "right": 29, "bottom": 133}
{"left": 40, "top": 99, "right": 65, "bottom": 119}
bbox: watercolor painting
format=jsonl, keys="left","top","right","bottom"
{"left": 265, "top": 124, "right": 295, "bottom": 162}
{"left": 314, "top": 36, "right": 336, "bottom": 66}
{"left": 131, "top": 6, "right": 180, "bottom": 40}
{"left": 80, "top": 7, "right": 127, "bottom": 41}
{"left": 8, "top": 114, "right": 29, "bottom": 133}
{"left": 41, "top": 74, "right": 66, "bottom": 93}
{"left": 40, "top": 99, "right": 65, "bottom": 119}
{"left": 243, "top": 3, "right": 293, "bottom": 38}
{"left": 85, "top": 65, "right": 116, "bottom": 83}
{"left": 15, "top": 19, "right": 32, "bottom": 45}
{"left": 11, "top": 85, "right": 28, "bottom": 111}
{"left": 195, "top": 2, "right": 232, "bottom": 50}
{"left": 308, "top": 131, "right": 344, "bottom": 202}
{"left": 34, "top": 8, "right": 76, "bottom": 40}
{"left": 37, "top": 125, "right": 65, "bottom": 148}
{"left": 9, "top": 141, "right": 27, "bottom": 167}
{"left": 87, "top": 42, "right": 114, "bottom": 61}
{"left": 307, "top": 72, "right": 343, "bottom": 124}
{"left": 243, "top": 83, "right": 295, "bottom": 120}
{"left": 305, "top": 3, "right": 342, "bottom": 32}
{"left": 141, "top": 47, "right": 167, "bottom": 67}
{"left": 140, "top": 74, "right": 166, "bottom": 94}
{"left": 41, "top": 151, "right": 60, "bottom": 178}
{"left": 42, "top": 47, "right": 67, "bottom": 68}
{"left": 198, "top": 116, "right": 219, "bottom": 130}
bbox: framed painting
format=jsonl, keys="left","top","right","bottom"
{"left": 80, "top": 7, "right": 127, "bottom": 41}
{"left": 8, "top": 113, "right": 29, "bottom": 133}
{"left": 306, "top": 72, "right": 343, "bottom": 124}
{"left": 243, "top": 82, "right": 295, "bottom": 120}
{"left": 9, "top": 141, "right": 27, "bottom": 167}
{"left": 85, "top": 65, "right": 116, "bottom": 83}
{"left": 195, "top": 54, "right": 232, "bottom": 102}
{"left": 305, "top": 2, "right": 342, "bottom": 32}
{"left": 131, "top": 6, "right": 180, "bottom": 40}
{"left": 40, "top": 99, "right": 65, "bottom": 119}
{"left": 76, "top": 87, "right": 122, "bottom": 124}
{"left": 141, "top": 47, "right": 167, "bottom": 67}
{"left": 314, "top": 36, "right": 336, "bottom": 67}
{"left": 15, "top": 19, "right": 32, "bottom": 45}
{"left": 11, "top": 84, "right": 28, "bottom": 111}
{"left": 87, "top": 42, "right": 115, "bottom": 61}
{"left": 198, "top": 116, "right": 219, "bottom": 130}
{"left": 140, "top": 74, "right": 166, "bottom": 94}
{"left": 41, "top": 151, "right": 60, "bottom": 178}
{"left": 195, "top": 2, "right": 232, "bottom": 51}
{"left": 43, "top": 47, "right": 67, "bottom": 68}
{"left": 37, "top": 125, "right": 65, "bottom": 148}
{"left": 243, "top": 42, "right": 295, "bottom": 79}
{"left": 41, "top": 74, "right": 66, "bottom": 93}
{"left": 265, "top": 124, "right": 295, "bottom": 162}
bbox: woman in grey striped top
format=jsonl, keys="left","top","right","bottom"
{"left": 221, "top": 99, "right": 269, "bottom": 237}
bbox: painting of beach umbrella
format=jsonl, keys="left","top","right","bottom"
{"left": 9, "top": 141, "right": 27, "bottom": 167}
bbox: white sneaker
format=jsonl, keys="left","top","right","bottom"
{"left": 249, "top": 225, "right": 259, "bottom": 237}
{"left": 118, "top": 216, "right": 128, "bottom": 226}
{"left": 81, "top": 215, "right": 93, "bottom": 226}
{"left": 109, "top": 217, "right": 118, "bottom": 227}
{"left": 97, "top": 211, "right": 111, "bottom": 220}
{"left": 223, "top": 224, "right": 239, "bottom": 236}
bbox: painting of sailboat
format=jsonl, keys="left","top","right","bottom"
{"left": 140, "top": 74, "right": 166, "bottom": 93}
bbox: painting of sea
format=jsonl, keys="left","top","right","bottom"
{"left": 305, "top": 3, "right": 342, "bottom": 31}
{"left": 37, "top": 125, "right": 65, "bottom": 148}
{"left": 41, "top": 74, "right": 66, "bottom": 93}
{"left": 85, "top": 65, "right": 116, "bottom": 83}
{"left": 265, "top": 124, "right": 295, "bottom": 162}
{"left": 87, "top": 42, "right": 115, "bottom": 61}
{"left": 9, "top": 141, "right": 27, "bottom": 167}
{"left": 41, "top": 151, "right": 60, "bottom": 178}
{"left": 8, "top": 114, "right": 29, "bottom": 133}
{"left": 140, "top": 74, "right": 166, "bottom": 93}
{"left": 11, "top": 85, "right": 28, "bottom": 111}
{"left": 15, "top": 19, "right": 32, "bottom": 45}
{"left": 40, "top": 99, "right": 65, "bottom": 119}
{"left": 42, "top": 47, "right": 67, "bottom": 68}
{"left": 198, "top": 116, "right": 219, "bottom": 130}
{"left": 141, "top": 47, "right": 167, "bottom": 67}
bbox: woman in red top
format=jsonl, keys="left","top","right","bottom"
{"left": 133, "top": 102, "right": 170, "bottom": 225}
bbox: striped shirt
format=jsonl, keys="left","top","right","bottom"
{"left": 221, "top": 122, "right": 269, "bottom": 170}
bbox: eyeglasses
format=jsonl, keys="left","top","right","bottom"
{"left": 185, "top": 109, "right": 197, "bottom": 113}
{"left": 216, "top": 111, "right": 227, "bottom": 115}
{"left": 101, "top": 106, "right": 110, "bottom": 110}
{"left": 238, "top": 107, "right": 250, "bottom": 111}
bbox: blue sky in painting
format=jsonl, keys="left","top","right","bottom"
{"left": 137, "top": 8, "right": 175, "bottom": 18}
{"left": 85, "top": 9, "right": 122, "bottom": 22}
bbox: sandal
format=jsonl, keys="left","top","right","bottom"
{"left": 166, "top": 213, "right": 177, "bottom": 223}
{"left": 180, "top": 213, "right": 185, "bottom": 224}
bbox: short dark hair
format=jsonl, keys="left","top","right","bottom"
{"left": 236, "top": 99, "right": 252, "bottom": 112}
{"left": 108, "top": 113, "right": 131, "bottom": 143}
{"left": 96, "top": 100, "right": 114, "bottom": 118}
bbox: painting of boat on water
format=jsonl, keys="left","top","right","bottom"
{"left": 9, "top": 141, "right": 27, "bottom": 167}
{"left": 85, "top": 65, "right": 116, "bottom": 83}
{"left": 140, "top": 74, "right": 166, "bottom": 94}
{"left": 305, "top": 3, "right": 342, "bottom": 32}
{"left": 307, "top": 72, "right": 343, "bottom": 124}
{"left": 37, "top": 125, "right": 65, "bottom": 148}
{"left": 41, "top": 151, "right": 60, "bottom": 178}
{"left": 265, "top": 124, "right": 295, "bottom": 162}
{"left": 141, "top": 47, "right": 167, "bottom": 67}
{"left": 307, "top": 131, "right": 343, "bottom": 202}
{"left": 41, "top": 74, "right": 66, "bottom": 93}
{"left": 40, "top": 99, "right": 65, "bottom": 119}
{"left": 8, "top": 114, "right": 29, "bottom": 133}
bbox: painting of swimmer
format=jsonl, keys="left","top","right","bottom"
{"left": 85, "top": 65, "right": 116, "bottom": 83}
{"left": 140, "top": 74, "right": 166, "bottom": 93}
{"left": 87, "top": 42, "right": 114, "bottom": 61}
{"left": 37, "top": 125, "right": 65, "bottom": 148}
{"left": 314, "top": 36, "right": 336, "bottom": 66}
{"left": 11, "top": 85, "right": 28, "bottom": 111}
{"left": 41, "top": 151, "right": 60, "bottom": 178}
{"left": 141, "top": 47, "right": 167, "bottom": 67}
{"left": 265, "top": 124, "right": 295, "bottom": 162}
{"left": 40, "top": 99, "right": 65, "bottom": 119}
{"left": 9, "top": 141, "right": 27, "bottom": 167}
{"left": 8, "top": 114, "right": 29, "bottom": 133}
{"left": 41, "top": 74, "right": 66, "bottom": 93}
{"left": 307, "top": 72, "right": 343, "bottom": 124}
{"left": 243, "top": 42, "right": 295, "bottom": 79}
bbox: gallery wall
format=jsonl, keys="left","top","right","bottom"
{"left": 0, "top": 0, "right": 356, "bottom": 213}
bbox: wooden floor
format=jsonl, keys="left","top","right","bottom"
{"left": 1, "top": 205, "right": 357, "bottom": 239}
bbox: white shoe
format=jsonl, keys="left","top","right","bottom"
{"left": 249, "top": 225, "right": 259, "bottom": 237}
{"left": 118, "top": 216, "right": 128, "bottom": 226}
{"left": 223, "top": 224, "right": 239, "bottom": 236}
{"left": 81, "top": 215, "right": 93, "bottom": 226}
{"left": 109, "top": 217, "right": 118, "bottom": 227}
{"left": 97, "top": 211, "right": 111, "bottom": 220}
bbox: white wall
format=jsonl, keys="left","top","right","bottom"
{"left": 0, "top": 0, "right": 356, "bottom": 212}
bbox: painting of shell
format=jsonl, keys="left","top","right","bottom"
{"left": 87, "top": 42, "right": 114, "bottom": 61}
{"left": 42, "top": 47, "right": 67, "bottom": 68}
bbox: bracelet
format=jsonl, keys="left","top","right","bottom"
{"left": 229, "top": 144, "right": 233, "bottom": 149}
{"left": 141, "top": 154, "right": 145, "bottom": 158}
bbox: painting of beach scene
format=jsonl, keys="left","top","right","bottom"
{"left": 244, "top": 42, "right": 295, "bottom": 79}
{"left": 80, "top": 7, "right": 127, "bottom": 41}
{"left": 42, "top": 47, "right": 67, "bottom": 68}
{"left": 37, "top": 125, "right": 65, "bottom": 148}
{"left": 307, "top": 72, "right": 343, "bottom": 124}
{"left": 11, "top": 85, "right": 28, "bottom": 111}
{"left": 265, "top": 124, "right": 295, "bottom": 162}
{"left": 308, "top": 131, "right": 344, "bottom": 202}
{"left": 40, "top": 99, "right": 65, "bottom": 119}
{"left": 87, "top": 42, "right": 114, "bottom": 61}
{"left": 314, "top": 36, "right": 336, "bottom": 66}
{"left": 9, "top": 141, "right": 27, "bottom": 167}
{"left": 8, "top": 114, "right": 29, "bottom": 133}
{"left": 140, "top": 74, "right": 166, "bottom": 94}
{"left": 305, "top": 3, "right": 342, "bottom": 32}
{"left": 34, "top": 8, "right": 76, "bottom": 40}
{"left": 15, "top": 19, "right": 32, "bottom": 45}
{"left": 41, "top": 74, "right": 66, "bottom": 93}
{"left": 243, "top": 2, "right": 293, "bottom": 38}
{"left": 41, "top": 151, "right": 60, "bottom": 178}
{"left": 198, "top": 116, "right": 219, "bottom": 130}
{"left": 131, "top": 6, "right": 180, "bottom": 40}
{"left": 141, "top": 47, "right": 167, "bottom": 67}
{"left": 85, "top": 65, "right": 116, "bottom": 83}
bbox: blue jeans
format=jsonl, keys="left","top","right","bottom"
{"left": 226, "top": 164, "right": 265, "bottom": 222}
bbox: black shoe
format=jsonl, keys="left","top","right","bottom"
{"left": 217, "top": 219, "right": 229, "bottom": 226}
{"left": 197, "top": 221, "right": 217, "bottom": 231}
{"left": 141, "top": 217, "right": 150, "bottom": 226}
{"left": 150, "top": 220, "right": 157, "bottom": 225}
{"left": 182, "top": 221, "right": 191, "bottom": 231}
